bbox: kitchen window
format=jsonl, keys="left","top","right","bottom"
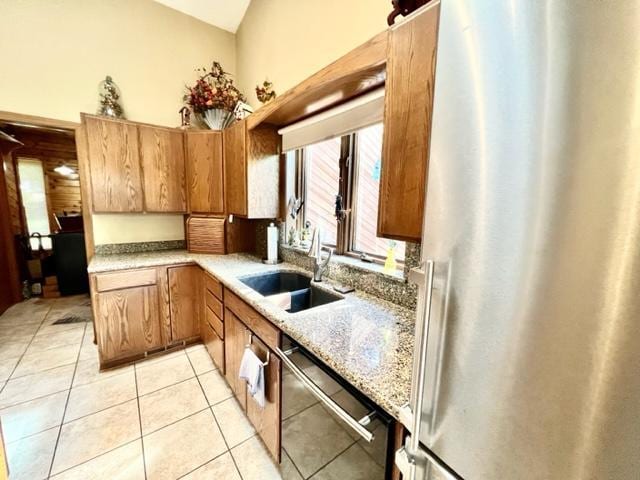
{"left": 17, "top": 157, "right": 52, "bottom": 250}
{"left": 294, "top": 123, "right": 405, "bottom": 263}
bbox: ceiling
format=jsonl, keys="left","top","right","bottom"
{"left": 153, "top": 0, "right": 251, "bottom": 33}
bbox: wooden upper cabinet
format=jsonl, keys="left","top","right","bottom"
{"left": 186, "top": 131, "right": 224, "bottom": 214}
{"left": 84, "top": 115, "right": 143, "bottom": 212}
{"left": 223, "top": 120, "right": 247, "bottom": 216}
{"left": 224, "top": 120, "right": 280, "bottom": 219}
{"left": 377, "top": 3, "right": 440, "bottom": 242}
{"left": 139, "top": 125, "right": 186, "bottom": 213}
{"left": 167, "top": 265, "right": 201, "bottom": 342}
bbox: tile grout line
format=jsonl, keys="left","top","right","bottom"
{"left": 185, "top": 352, "right": 245, "bottom": 480}
{"left": 133, "top": 362, "right": 149, "bottom": 480}
{"left": 282, "top": 446, "right": 306, "bottom": 480}
{"left": 8, "top": 358, "right": 79, "bottom": 383}
{"left": 46, "top": 322, "right": 87, "bottom": 479}
{"left": 72, "top": 363, "right": 134, "bottom": 389}
{"left": 60, "top": 393, "right": 136, "bottom": 428}
{"left": 2, "top": 391, "right": 69, "bottom": 446}
{"left": 0, "top": 385, "right": 71, "bottom": 412}
{"left": 175, "top": 445, "right": 240, "bottom": 480}
{"left": 306, "top": 438, "right": 359, "bottom": 479}
{"left": 1, "top": 303, "right": 53, "bottom": 389}
{"left": 45, "top": 438, "right": 142, "bottom": 479}
{"left": 282, "top": 398, "right": 322, "bottom": 423}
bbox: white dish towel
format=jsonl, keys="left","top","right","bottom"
{"left": 239, "top": 347, "right": 265, "bottom": 408}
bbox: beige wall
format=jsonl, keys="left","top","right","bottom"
{"left": 0, "top": 0, "right": 236, "bottom": 244}
{"left": 1, "top": 0, "right": 392, "bottom": 245}
{"left": 235, "top": 0, "right": 390, "bottom": 106}
{"left": 91, "top": 214, "right": 186, "bottom": 245}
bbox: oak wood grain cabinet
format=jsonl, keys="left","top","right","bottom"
{"left": 377, "top": 3, "right": 440, "bottom": 242}
{"left": 84, "top": 115, "right": 144, "bottom": 212}
{"left": 245, "top": 334, "right": 281, "bottom": 462}
{"left": 203, "top": 307, "right": 224, "bottom": 371}
{"left": 202, "top": 270, "right": 225, "bottom": 372}
{"left": 223, "top": 120, "right": 280, "bottom": 218}
{"left": 167, "top": 265, "right": 201, "bottom": 342}
{"left": 224, "top": 290, "right": 282, "bottom": 460}
{"left": 224, "top": 308, "right": 248, "bottom": 409}
{"left": 92, "top": 268, "right": 163, "bottom": 365}
{"left": 186, "top": 131, "right": 224, "bottom": 214}
{"left": 138, "top": 125, "right": 187, "bottom": 212}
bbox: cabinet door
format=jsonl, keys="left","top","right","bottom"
{"left": 85, "top": 115, "right": 143, "bottom": 212}
{"left": 377, "top": 4, "right": 439, "bottom": 242}
{"left": 186, "top": 131, "right": 224, "bottom": 213}
{"left": 223, "top": 120, "right": 247, "bottom": 216}
{"left": 95, "top": 285, "right": 162, "bottom": 362}
{"left": 246, "top": 337, "right": 281, "bottom": 462}
{"left": 139, "top": 125, "right": 186, "bottom": 212}
{"left": 168, "top": 265, "right": 201, "bottom": 342}
{"left": 245, "top": 126, "right": 280, "bottom": 219}
{"left": 224, "top": 308, "right": 247, "bottom": 409}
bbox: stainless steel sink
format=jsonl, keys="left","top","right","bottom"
{"left": 239, "top": 271, "right": 343, "bottom": 313}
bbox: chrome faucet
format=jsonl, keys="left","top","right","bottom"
{"left": 308, "top": 227, "right": 333, "bottom": 282}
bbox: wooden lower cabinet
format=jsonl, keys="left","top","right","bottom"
{"left": 168, "top": 265, "right": 201, "bottom": 342}
{"left": 202, "top": 312, "right": 224, "bottom": 373}
{"left": 224, "top": 309, "right": 248, "bottom": 409}
{"left": 245, "top": 335, "right": 281, "bottom": 462}
{"left": 92, "top": 265, "right": 282, "bottom": 463}
{"left": 94, "top": 284, "right": 163, "bottom": 363}
{"left": 224, "top": 295, "right": 282, "bottom": 462}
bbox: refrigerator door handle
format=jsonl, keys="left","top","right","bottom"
{"left": 399, "top": 260, "right": 436, "bottom": 479}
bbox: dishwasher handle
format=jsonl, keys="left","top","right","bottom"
{"left": 275, "top": 347, "right": 375, "bottom": 443}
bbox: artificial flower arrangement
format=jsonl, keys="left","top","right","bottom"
{"left": 184, "top": 61, "right": 246, "bottom": 129}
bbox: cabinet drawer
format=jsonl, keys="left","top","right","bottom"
{"left": 203, "top": 320, "right": 224, "bottom": 372}
{"left": 204, "top": 273, "right": 223, "bottom": 300}
{"left": 206, "top": 306, "right": 224, "bottom": 339}
{"left": 95, "top": 268, "right": 157, "bottom": 292}
{"left": 205, "top": 290, "right": 223, "bottom": 320}
{"left": 225, "top": 290, "right": 279, "bottom": 351}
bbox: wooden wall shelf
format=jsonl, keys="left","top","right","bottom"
{"left": 247, "top": 30, "right": 389, "bottom": 130}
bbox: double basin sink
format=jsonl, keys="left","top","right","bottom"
{"left": 239, "top": 271, "right": 343, "bottom": 313}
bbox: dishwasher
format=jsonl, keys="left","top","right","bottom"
{"left": 276, "top": 335, "right": 393, "bottom": 479}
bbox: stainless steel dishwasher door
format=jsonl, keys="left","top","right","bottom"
{"left": 277, "top": 337, "right": 390, "bottom": 479}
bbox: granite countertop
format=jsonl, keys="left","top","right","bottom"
{"left": 88, "top": 250, "right": 415, "bottom": 420}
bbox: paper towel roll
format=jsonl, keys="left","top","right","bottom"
{"left": 267, "top": 223, "right": 278, "bottom": 262}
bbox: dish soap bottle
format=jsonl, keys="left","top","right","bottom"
{"left": 383, "top": 241, "right": 397, "bottom": 273}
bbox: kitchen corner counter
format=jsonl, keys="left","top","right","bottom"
{"left": 88, "top": 250, "right": 415, "bottom": 420}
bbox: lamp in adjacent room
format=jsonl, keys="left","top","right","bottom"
{"left": 53, "top": 164, "right": 75, "bottom": 176}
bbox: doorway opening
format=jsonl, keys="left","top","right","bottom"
{"left": 0, "top": 115, "right": 88, "bottom": 313}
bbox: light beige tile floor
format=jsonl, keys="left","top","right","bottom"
{"left": 0, "top": 295, "right": 290, "bottom": 479}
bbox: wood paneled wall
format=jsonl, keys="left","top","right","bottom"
{"left": 43, "top": 158, "right": 81, "bottom": 216}
{"left": 7, "top": 128, "right": 81, "bottom": 226}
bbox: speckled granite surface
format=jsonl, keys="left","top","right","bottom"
{"left": 94, "top": 240, "right": 186, "bottom": 255}
{"left": 88, "top": 250, "right": 415, "bottom": 419}
{"left": 280, "top": 245, "right": 418, "bottom": 310}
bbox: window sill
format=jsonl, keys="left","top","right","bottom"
{"left": 280, "top": 244, "right": 405, "bottom": 282}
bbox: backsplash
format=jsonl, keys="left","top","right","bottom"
{"left": 94, "top": 240, "right": 186, "bottom": 255}
{"left": 279, "top": 243, "right": 419, "bottom": 310}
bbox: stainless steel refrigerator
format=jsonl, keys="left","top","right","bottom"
{"left": 395, "top": 1, "right": 640, "bottom": 479}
